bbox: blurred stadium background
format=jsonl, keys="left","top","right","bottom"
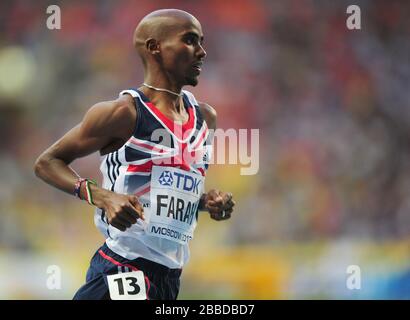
{"left": 0, "top": 0, "right": 409, "bottom": 299}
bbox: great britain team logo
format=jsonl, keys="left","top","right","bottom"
{"left": 158, "top": 171, "right": 173, "bottom": 186}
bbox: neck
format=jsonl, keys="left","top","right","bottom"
{"left": 143, "top": 73, "right": 183, "bottom": 95}
{"left": 140, "top": 77, "right": 185, "bottom": 114}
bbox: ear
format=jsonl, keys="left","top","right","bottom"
{"left": 146, "top": 38, "right": 160, "bottom": 55}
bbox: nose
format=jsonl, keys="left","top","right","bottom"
{"left": 197, "top": 43, "right": 207, "bottom": 59}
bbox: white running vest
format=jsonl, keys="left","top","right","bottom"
{"left": 94, "top": 88, "right": 212, "bottom": 269}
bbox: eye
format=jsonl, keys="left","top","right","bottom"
{"left": 185, "top": 35, "right": 201, "bottom": 46}
{"left": 185, "top": 37, "right": 195, "bottom": 45}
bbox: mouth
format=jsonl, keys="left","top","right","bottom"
{"left": 192, "top": 62, "right": 203, "bottom": 74}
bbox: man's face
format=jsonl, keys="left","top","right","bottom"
{"left": 159, "top": 18, "right": 207, "bottom": 86}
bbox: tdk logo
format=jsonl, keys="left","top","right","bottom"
{"left": 158, "top": 171, "right": 173, "bottom": 186}
{"left": 158, "top": 170, "right": 201, "bottom": 194}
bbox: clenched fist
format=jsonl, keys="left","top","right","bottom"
{"left": 101, "top": 192, "right": 145, "bottom": 231}
{"left": 202, "top": 189, "right": 235, "bottom": 221}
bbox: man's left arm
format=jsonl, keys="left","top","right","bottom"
{"left": 197, "top": 102, "right": 235, "bottom": 220}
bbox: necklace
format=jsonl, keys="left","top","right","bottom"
{"left": 141, "top": 83, "right": 185, "bottom": 114}
{"left": 142, "top": 83, "right": 182, "bottom": 97}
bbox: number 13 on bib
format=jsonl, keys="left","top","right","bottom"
{"left": 107, "top": 271, "right": 147, "bottom": 300}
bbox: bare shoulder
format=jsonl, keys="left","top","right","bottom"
{"left": 198, "top": 101, "right": 217, "bottom": 130}
{"left": 88, "top": 94, "right": 135, "bottom": 125}
{"left": 82, "top": 94, "right": 136, "bottom": 139}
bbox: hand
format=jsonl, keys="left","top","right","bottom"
{"left": 100, "top": 190, "right": 145, "bottom": 231}
{"left": 203, "top": 189, "right": 235, "bottom": 221}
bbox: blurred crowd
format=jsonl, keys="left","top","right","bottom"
{"left": 0, "top": 0, "right": 409, "bottom": 298}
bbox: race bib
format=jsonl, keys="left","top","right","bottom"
{"left": 107, "top": 271, "right": 147, "bottom": 300}
{"left": 147, "top": 166, "right": 204, "bottom": 244}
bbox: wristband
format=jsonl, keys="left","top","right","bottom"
{"left": 74, "top": 178, "right": 97, "bottom": 205}
{"left": 74, "top": 178, "right": 86, "bottom": 199}
{"left": 84, "top": 179, "right": 97, "bottom": 206}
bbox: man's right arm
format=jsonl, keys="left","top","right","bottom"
{"left": 34, "top": 94, "right": 144, "bottom": 231}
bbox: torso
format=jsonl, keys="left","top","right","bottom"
{"left": 100, "top": 90, "right": 213, "bottom": 156}
{"left": 95, "top": 88, "right": 213, "bottom": 268}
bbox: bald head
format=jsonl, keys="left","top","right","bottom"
{"left": 133, "top": 9, "right": 201, "bottom": 67}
